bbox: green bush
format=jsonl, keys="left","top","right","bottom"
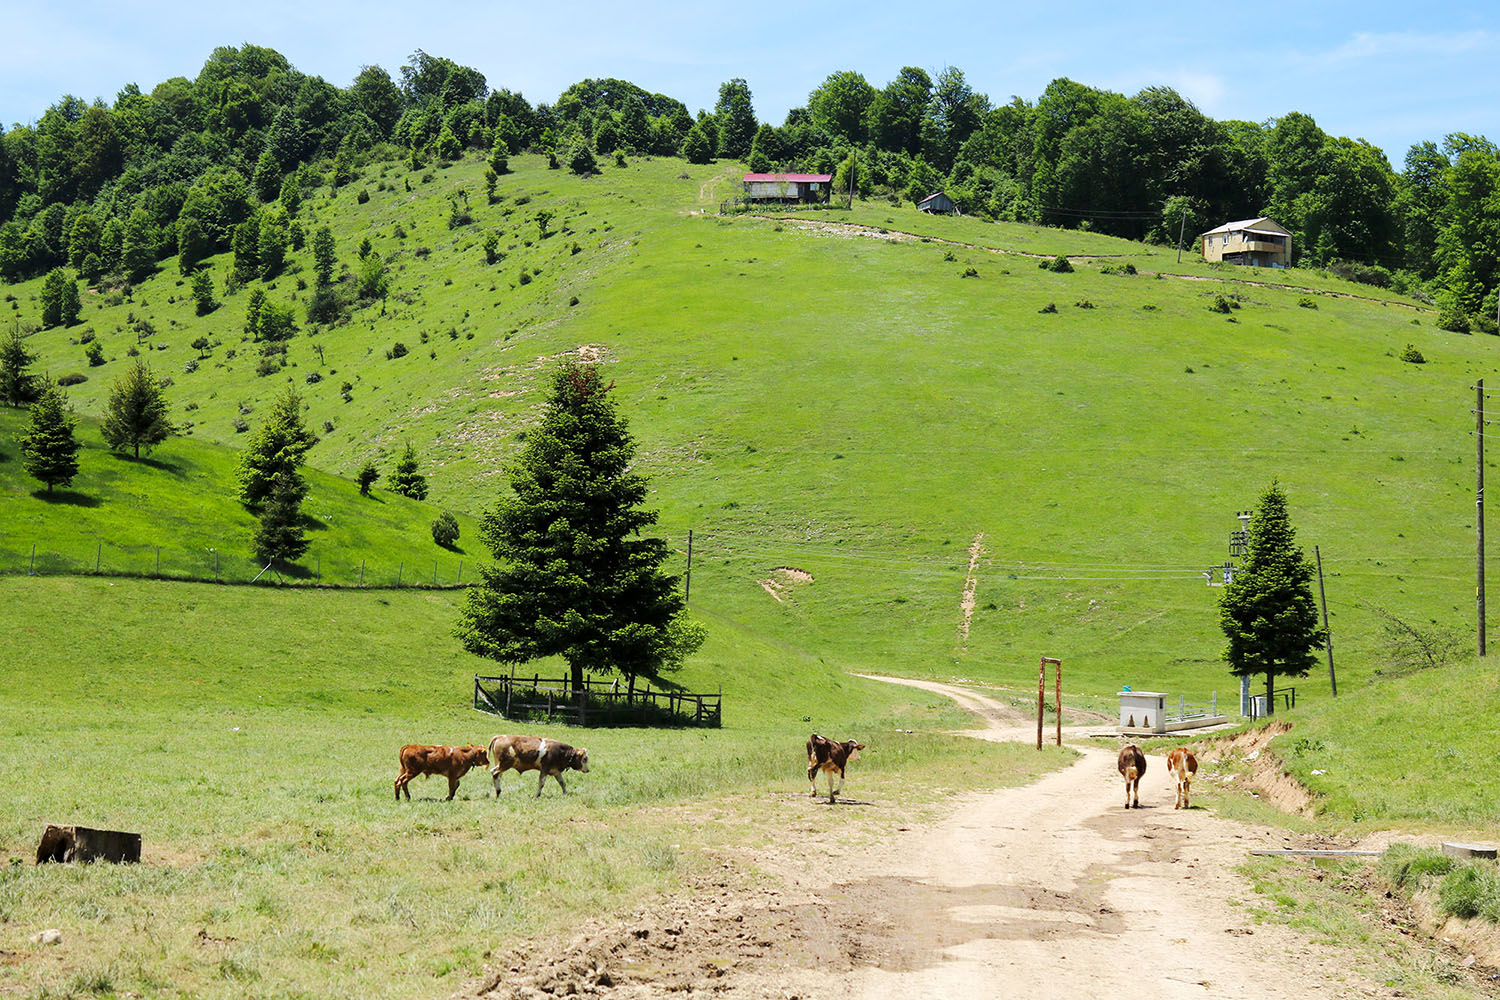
{"left": 386, "top": 342, "right": 408, "bottom": 360}
{"left": 431, "top": 510, "right": 460, "bottom": 548}
{"left": 1038, "top": 302, "right": 1057, "bottom": 314}
{"left": 1399, "top": 343, "right": 1426, "bottom": 364}
{"left": 1298, "top": 297, "right": 1318, "bottom": 309}
{"left": 1437, "top": 305, "right": 1471, "bottom": 333}
{"left": 84, "top": 340, "right": 105, "bottom": 366}
{"left": 1209, "top": 293, "right": 1232, "bottom": 314}
{"left": 1037, "top": 255, "right": 1073, "bottom": 273}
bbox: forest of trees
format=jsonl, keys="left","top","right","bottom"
{"left": 1, "top": 46, "right": 1496, "bottom": 323}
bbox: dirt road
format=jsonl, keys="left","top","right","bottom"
{"left": 465, "top": 678, "right": 1391, "bottom": 1000}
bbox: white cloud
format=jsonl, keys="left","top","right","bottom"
{"left": 1305, "top": 29, "right": 1497, "bottom": 66}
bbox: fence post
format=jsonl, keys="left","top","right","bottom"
{"left": 29, "top": 543, "right": 36, "bottom": 576}
{"left": 457, "top": 560, "right": 462, "bottom": 586}
{"left": 155, "top": 546, "right": 160, "bottom": 577}
{"left": 397, "top": 562, "right": 403, "bottom": 587}
{"left": 212, "top": 548, "right": 218, "bottom": 582}
{"left": 359, "top": 560, "right": 365, "bottom": 586}
{"left": 96, "top": 541, "right": 101, "bottom": 575}
{"left": 316, "top": 554, "right": 321, "bottom": 583}
{"left": 433, "top": 559, "right": 437, "bottom": 586}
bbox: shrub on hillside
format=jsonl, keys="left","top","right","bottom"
{"left": 1327, "top": 259, "right": 1393, "bottom": 289}
{"left": 1298, "top": 297, "right": 1318, "bottom": 309}
{"left": 1399, "top": 343, "right": 1426, "bottom": 364}
{"left": 1378, "top": 844, "right": 1454, "bottom": 890}
{"left": 1038, "top": 255, "right": 1073, "bottom": 273}
{"left": 1038, "top": 302, "right": 1057, "bottom": 314}
{"left": 57, "top": 373, "right": 87, "bottom": 386}
{"left": 431, "top": 510, "right": 460, "bottom": 548}
{"left": 386, "top": 342, "right": 408, "bottom": 360}
{"left": 960, "top": 266, "right": 979, "bottom": 278}
{"left": 85, "top": 341, "right": 105, "bottom": 366}
{"left": 1209, "top": 293, "right": 1233, "bottom": 314}
{"left": 1437, "top": 305, "right": 1471, "bottom": 333}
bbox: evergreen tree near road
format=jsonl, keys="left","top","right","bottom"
{"left": 387, "top": 442, "right": 428, "bottom": 499}
{"left": 1, "top": 326, "right": 39, "bottom": 408}
{"left": 252, "top": 468, "right": 310, "bottom": 568}
{"left": 236, "top": 387, "right": 316, "bottom": 507}
{"left": 1218, "top": 482, "right": 1326, "bottom": 716}
{"left": 456, "top": 360, "right": 705, "bottom": 697}
{"left": 102, "top": 360, "right": 172, "bottom": 459}
{"left": 21, "top": 381, "right": 81, "bottom": 492}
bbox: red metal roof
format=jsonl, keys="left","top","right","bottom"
{"left": 742, "top": 173, "right": 833, "bottom": 183}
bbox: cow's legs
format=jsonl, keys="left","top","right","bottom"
{"left": 395, "top": 773, "right": 406, "bottom": 801}
{"left": 808, "top": 764, "right": 820, "bottom": 797}
{"left": 491, "top": 767, "right": 503, "bottom": 797}
{"left": 1181, "top": 777, "right": 1191, "bottom": 809}
{"left": 536, "top": 771, "right": 546, "bottom": 798}
{"left": 556, "top": 774, "right": 567, "bottom": 795}
{"left": 446, "top": 775, "right": 460, "bottom": 800}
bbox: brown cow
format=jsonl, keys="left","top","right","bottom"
{"left": 1117, "top": 743, "right": 1147, "bottom": 809}
{"left": 806, "top": 733, "right": 865, "bottom": 803}
{"left": 394, "top": 743, "right": 490, "bottom": 801}
{"left": 487, "top": 734, "right": 590, "bottom": 798}
{"left": 1166, "top": 747, "right": 1198, "bottom": 809}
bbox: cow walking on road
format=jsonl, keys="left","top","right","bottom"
{"left": 1167, "top": 747, "right": 1198, "bottom": 809}
{"left": 806, "top": 733, "right": 865, "bottom": 803}
{"left": 1117, "top": 743, "right": 1147, "bottom": 809}
{"left": 487, "top": 734, "right": 590, "bottom": 797}
{"left": 395, "top": 744, "right": 490, "bottom": 801}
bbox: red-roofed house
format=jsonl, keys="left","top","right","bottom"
{"left": 742, "top": 173, "right": 833, "bottom": 203}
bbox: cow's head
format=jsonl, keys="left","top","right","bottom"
{"left": 843, "top": 740, "right": 865, "bottom": 762}
{"left": 464, "top": 744, "right": 489, "bottom": 767}
{"left": 571, "top": 748, "right": 590, "bottom": 773}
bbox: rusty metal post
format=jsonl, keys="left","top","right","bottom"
{"left": 1036, "top": 655, "right": 1045, "bottom": 750}
{"left": 1055, "top": 658, "right": 1063, "bottom": 747}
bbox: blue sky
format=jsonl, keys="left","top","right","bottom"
{"left": 3, "top": 0, "right": 1497, "bottom": 165}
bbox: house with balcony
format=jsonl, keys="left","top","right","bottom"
{"left": 1199, "top": 218, "right": 1292, "bottom": 268}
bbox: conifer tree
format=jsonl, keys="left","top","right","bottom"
{"left": 102, "top": 360, "right": 172, "bottom": 459}
{"left": 40, "top": 268, "right": 81, "bottom": 327}
{"left": 236, "top": 386, "right": 316, "bottom": 507}
{"left": 252, "top": 468, "right": 310, "bottom": 567}
{"left": 356, "top": 460, "right": 379, "bottom": 496}
{"left": 121, "top": 209, "right": 156, "bottom": 282}
{"left": 1219, "top": 482, "right": 1326, "bottom": 715}
{"left": 387, "top": 442, "right": 428, "bottom": 499}
{"left": 0, "top": 326, "right": 38, "bottom": 408}
{"left": 21, "top": 381, "right": 80, "bottom": 492}
{"left": 456, "top": 360, "right": 704, "bottom": 696}
{"left": 311, "top": 226, "right": 337, "bottom": 286}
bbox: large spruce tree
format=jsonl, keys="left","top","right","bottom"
{"left": 1218, "top": 482, "right": 1326, "bottom": 716}
{"left": 20, "top": 381, "right": 81, "bottom": 492}
{"left": 252, "top": 468, "right": 310, "bottom": 568}
{"left": 102, "top": 360, "right": 172, "bottom": 459}
{"left": 456, "top": 360, "right": 703, "bottom": 696}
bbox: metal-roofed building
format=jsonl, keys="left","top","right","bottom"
{"left": 741, "top": 173, "right": 833, "bottom": 203}
{"left": 1199, "top": 218, "right": 1292, "bottom": 268}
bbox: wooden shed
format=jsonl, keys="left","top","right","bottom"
{"left": 918, "top": 191, "right": 958, "bottom": 215}
{"left": 741, "top": 173, "right": 833, "bottom": 203}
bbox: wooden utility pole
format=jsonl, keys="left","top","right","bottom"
{"left": 1480, "top": 380, "right": 1487, "bottom": 657}
{"left": 685, "top": 529, "right": 693, "bottom": 603}
{"left": 1315, "top": 545, "right": 1335, "bottom": 696}
{"left": 1176, "top": 210, "right": 1188, "bottom": 263}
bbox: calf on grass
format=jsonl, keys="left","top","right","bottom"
{"left": 395, "top": 744, "right": 490, "bottom": 801}
{"left": 1117, "top": 743, "right": 1146, "bottom": 809}
{"left": 1166, "top": 747, "right": 1198, "bottom": 809}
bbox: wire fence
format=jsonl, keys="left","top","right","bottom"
{"left": 0, "top": 538, "right": 470, "bottom": 589}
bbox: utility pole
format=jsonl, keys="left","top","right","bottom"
{"left": 1315, "top": 545, "right": 1336, "bottom": 696}
{"left": 1479, "top": 379, "right": 1487, "bottom": 657}
{"left": 1176, "top": 209, "right": 1188, "bottom": 263}
{"left": 685, "top": 529, "right": 693, "bottom": 603}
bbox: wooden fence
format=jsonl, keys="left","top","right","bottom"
{"left": 473, "top": 674, "right": 722, "bottom": 728}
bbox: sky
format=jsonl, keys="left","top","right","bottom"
{"left": 3, "top": 0, "right": 1498, "bottom": 166}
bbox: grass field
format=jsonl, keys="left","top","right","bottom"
{"left": 0, "top": 575, "right": 1069, "bottom": 1000}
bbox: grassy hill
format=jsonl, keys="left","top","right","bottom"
{"left": 2, "top": 150, "right": 1488, "bottom": 703}
{"left": 0, "top": 406, "right": 478, "bottom": 584}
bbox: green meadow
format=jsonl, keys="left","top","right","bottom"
{"left": 4, "top": 150, "right": 1499, "bottom": 996}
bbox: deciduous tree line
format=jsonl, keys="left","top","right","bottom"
{"left": 1, "top": 49, "right": 1495, "bottom": 321}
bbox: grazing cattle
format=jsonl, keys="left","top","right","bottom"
{"left": 1117, "top": 743, "right": 1147, "bottom": 809}
{"left": 806, "top": 733, "right": 865, "bottom": 803}
{"left": 487, "top": 734, "right": 590, "bottom": 798}
{"left": 1166, "top": 747, "right": 1199, "bottom": 809}
{"left": 395, "top": 743, "right": 490, "bottom": 801}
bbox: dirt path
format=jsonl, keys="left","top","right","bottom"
{"left": 462, "top": 680, "right": 1395, "bottom": 1000}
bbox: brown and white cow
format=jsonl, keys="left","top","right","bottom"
{"left": 1166, "top": 747, "right": 1198, "bottom": 809}
{"left": 1117, "top": 743, "right": 1147, "bottom": 809}
{"left": 806, "top": 733, "right": 865, "bottom": 803}
{"left": 487, "top": 734, "right": 590, "bottom": 798}
{"left": 394, "top": 743, "right": 490, "bottom": 801}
